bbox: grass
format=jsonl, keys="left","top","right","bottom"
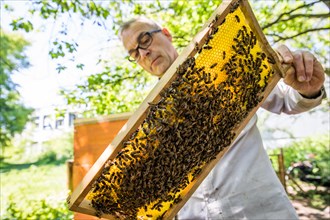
{"left": 0, "top": 162, "right": 72, "bottom": 218}
{"left": 1, "top": 163, "right": 67, "bottom": 199}
{"left": 0, "top": 132, "right": 73, "bottom": 219}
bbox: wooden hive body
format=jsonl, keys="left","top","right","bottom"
{"left": 68, "top": 0, "right": 287, "bottom": 219}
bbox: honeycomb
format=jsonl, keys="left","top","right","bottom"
{"left": 86, "top": 4, "right": 276, "bottom": 220}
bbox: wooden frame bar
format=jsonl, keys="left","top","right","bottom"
{"left": 67, "top": 0, "right": 287, "bottom": 218}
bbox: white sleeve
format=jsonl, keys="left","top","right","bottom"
{"left": 261, "top": 80, "right": 325, "bottom": 115}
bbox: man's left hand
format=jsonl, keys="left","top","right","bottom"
{"left": 276, "top": 44, "right": 325, "bottom": 98}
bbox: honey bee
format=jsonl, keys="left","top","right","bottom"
{"left": 235, "top": 15, "right": 240, "bottom": 23}
{"left": 198, "top": 66, "right": 206, "bottom": 72}
{"left": 220, "top": 18, "right": 226, "bottom": 25}
{"left": 230, "top": 0, "right": 241, "bottom": 13}
{"left": 267, "top": 56, "right": 275, "bottom": 64}
{"left": 242, "top": 25, "right": 247, "bottom": 33}
{"left": 209, "top": 26, "right": 219, "bottom": 35}
{"left": 142, "top": 127, "right": 150, "bottom": 136}
{"left": 194, "top": 42, "right": 200, "bottom": 52}
{"left": 213, "top": 73, "right": 218, "bottom": 81}
{"left": 210, "top": 63, "right": 218, "bottom": 69}
{"left": 203, "top": 45, "right": 212, "bottom": 50}
{"left": 236, "top": 29, "right": 242, "bottom": 38}
{"left": 214, "top": 14, "right": 220, "bottom": 23}
{"left": 247, "top": 46, "right": 251, "bottom": 55}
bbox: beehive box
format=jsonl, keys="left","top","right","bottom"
{"left": 67, "top": 0, "right": 288, "bottom": 219}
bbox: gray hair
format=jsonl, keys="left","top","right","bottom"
{"left": 119, "top": 17, "right": 162, "bottom": 40}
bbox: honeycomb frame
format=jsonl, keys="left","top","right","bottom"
{"left": 67, "top": 0, "right": 287, "bottom": 219}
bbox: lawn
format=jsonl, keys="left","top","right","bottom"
{"left": 0, "top": 132, "right": 74, "bottom": 219}
{"left": 0, "top": 162, "right": 73, "bottom": 219}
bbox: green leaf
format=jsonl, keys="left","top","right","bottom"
{"left": 56, "top": 64, "right": 67, "bottom": 73}
{"left": 76, "top": 63, "right": 84, "bottom": 70}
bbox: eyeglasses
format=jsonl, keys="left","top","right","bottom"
{"left": 128, "top": 29, "right": 162, "bottom": 62}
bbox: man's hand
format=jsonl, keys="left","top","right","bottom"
{"left": 276, "top": 44, "right": 325, "bottom": 98}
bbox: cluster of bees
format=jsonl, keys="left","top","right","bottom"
{"left": 88, "top": 2, "right": 275, "bottom": 219}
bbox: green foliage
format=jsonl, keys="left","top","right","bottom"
{"left": 35, "top": 136, "right": 73, "bottom": 165}
{"left": 1, "top": 131, "right": 73, "bottom": 165}
{"left": 0, "top": 29, "right": 33, "bottom": 149}
{"left": 3, "top": 0, "right": 329, "bottom": 117}
{"left": 269, "top": 134, "right": 329, "bottom": 210}
{"left": 10, "top": 18, "right": 33, "bottom": 32}
{"left": 3, "top": 198, "right": 72, "bottom": 220}
{"left": 0, "top": 133, "right": 73, "bottom": 219}
{"left": 1, "top": 164, "right": 73, "bottom": 219}
{"left": 252, "top": 0, "right": 330, "bottom": 65}
{"left": 40, "top": 132, "right": 73, "bottom": 163}
{"left": 60, "top": 62, "right": 157, "bottom": 116}
{"left": 268, "top": 133, "right": 330, "bottom": 181}
{"left": 6, "top": 0, "right": 329, "bottom": 59}
{"left": 296, "top": 189, "right": 330, "bottom": 210}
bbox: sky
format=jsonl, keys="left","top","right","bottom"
{"left": 1, "top": 0, "right": 124, "bottom": 109}
{"left": 1, "top": 0, "right": 329, "bottom": 145}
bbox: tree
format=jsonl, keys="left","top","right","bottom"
{"left": 0, "top": 29, "right": 33, "bottom": 151}
{"left": 2, "top": 0, "right": 329, "bottom": 117}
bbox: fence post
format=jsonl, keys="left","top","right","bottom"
{"left": 278, "top": 148, "right": 287, "bottom": 192}
{"left": 66, "top": 159, "right": 74, "bottom": 193}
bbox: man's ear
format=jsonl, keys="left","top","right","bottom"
{"left": 162, "top": 28, "right": 173, "bottom": 42}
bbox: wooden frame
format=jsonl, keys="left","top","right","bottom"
{"left": 67, "top": 0, "right": 287, "bottom": 218}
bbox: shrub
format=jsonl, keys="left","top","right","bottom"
{"left": 268, "top": 133, "right": 330, "bottom": 185}
{"left": 2, "top": 131, "right": 73, "bottom": 165}
{"left": 2, "top": 196, "right": 73, "bottom": 220}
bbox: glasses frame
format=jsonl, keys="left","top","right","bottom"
{"left": 128, "top": 29, "right": 162, "bottom": 62}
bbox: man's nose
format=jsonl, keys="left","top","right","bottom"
{"left": 139, "top": 48, "right": 150, "bottom": 59}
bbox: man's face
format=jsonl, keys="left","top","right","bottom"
{"left": 121, "top": 22, "right": 178, "bottom": 77}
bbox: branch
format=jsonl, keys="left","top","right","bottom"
{"left": 267, "top": 13, "right": 330, "bottom": 27}
{"left": 149, "top": 5, "right": 166, "bottom": 15}
{"left": 321, "top": 0, "right": 330, "bottom": 9}
{"left": 262, "top": 0, "right": 323, "bottom": 30}
{"left": 269, "top": 27, "right": 330, "bottom": 43}
{"left": 279, "top": 13, "right": 329, "bottom": 23}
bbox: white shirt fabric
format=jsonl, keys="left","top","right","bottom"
{"left": 177, "top": 81, "right": 325, "bottom": 220}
